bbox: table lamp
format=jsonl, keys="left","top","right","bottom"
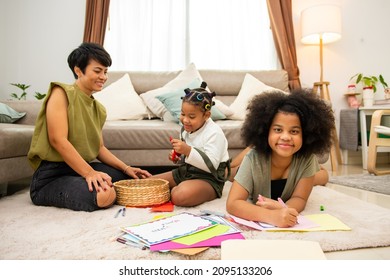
{"left": 300, "top": 4, "right": 342, "bottom": 101}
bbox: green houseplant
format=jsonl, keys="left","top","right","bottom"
{"left": 10, "top": 83, "right": 29, "bottom": 100}
{"left": 10, "top": 83, "right": 46, "bottom": 100}
{"left": 350, "top": 73, "right": 379, "bottom": 92}
{"left": 350, "top": 73, "right": 390, "bottom": 106}
{"left": 379, "top": 74, "right": 389, "bottom": 90}
{"left": 350, "top": 73, "right": 389, "bottom": 92}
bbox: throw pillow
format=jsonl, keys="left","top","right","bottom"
{"left": 229, "top": 73, "right": 285, "bottom": 120}
{"left": 156, "top": 80, "right": 226, "bottom": 123}
{"left": 93, "top": 74, "right": 149, "bottom": 120}
{"left": 0, "top": 103, "right": 26, "bottom": 123}
{"left": 140, "top": 63, "right": 203, "bottom": 119}
{"left": 214, "top": 98, "right": 234, "bottom": 118}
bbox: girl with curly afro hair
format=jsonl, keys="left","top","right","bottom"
{"left": 226, "top": 89, "right": 335, "bottom": 228}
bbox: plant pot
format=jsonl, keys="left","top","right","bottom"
{"left": 362, "top": 87, "right": 374, "bottom": 107}
{"left": 346, "top": 94, "right": 360, "bottom": 108}
{"left": 385, "top": 88, "right": 390, "bottom": 100}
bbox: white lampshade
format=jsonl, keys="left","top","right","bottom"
{"left": 301, "top": 5, "right": 342, "bottom": 45}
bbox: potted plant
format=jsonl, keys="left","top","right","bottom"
{"left": 350, "top": 73, "right": 380, "bottom": 107}
{"left": 350, "top": 73, "right": 378, "bottom": 91}
{"left": 379, "top": 75, "right": 390, "bottom": 99}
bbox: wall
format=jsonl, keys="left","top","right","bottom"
{"left": 1, "top": 0, "right": 389, "bottom": 120}
{"left": 293, "top": 0, "right": 390, "bottom": 119}
{"left": 0, "top": 0, "right": 85, "bottom": 101}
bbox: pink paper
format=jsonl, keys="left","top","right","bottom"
{"left": 150, "top": 232, "right": 245, "bottom": 251}
{"left": 230, "top": 214, "right": 319, "bottom": 231}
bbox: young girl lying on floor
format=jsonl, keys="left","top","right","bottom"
{"left": 226, "top": 89, "right": 335, "bottom": 227}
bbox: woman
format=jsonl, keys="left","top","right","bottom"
{"left": 28, "top": 43, "right": 151, "bottom": 212}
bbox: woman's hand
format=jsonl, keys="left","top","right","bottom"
{"left": 84, "top": 170, "right": 113, "bottom": 192}
{"left": 125, "top": 166, "right": 152, "bottom": 179}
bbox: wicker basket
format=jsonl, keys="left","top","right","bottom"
{"left": 113, "top": 179, "right": 170, "bottom": 207}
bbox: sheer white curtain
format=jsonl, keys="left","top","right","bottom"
{"left": 104, "top": 0, "right": 277, "bottom": 71}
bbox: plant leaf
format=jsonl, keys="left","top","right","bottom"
{"left": 356, "top": 74, "right": 362, "bottom": 84}
{"left": 379, "top": 75, "right": 388, "bottom": 88}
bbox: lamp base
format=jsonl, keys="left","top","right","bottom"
{"left": 313, "top": 81, "right": 331, "bottom": 101}
{"left": 311, "top": 81, "right": 342, "bottom": 171}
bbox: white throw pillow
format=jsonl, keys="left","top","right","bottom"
{"left": 94, "top": 74, "right": 149, "bottom": 120}
{"left": 214, "top": 98, "right": 234, "bottom": 118}
{"left": 140, "top": 63, "right": 203, "bottom": 119}
{"left": 229, "top": 73, "right": 284, "bottom": 120}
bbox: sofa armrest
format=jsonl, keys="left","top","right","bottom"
{"left": 1, "top": 100, "right": 43, "bottom": 125}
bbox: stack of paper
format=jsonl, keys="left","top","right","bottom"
{"left": 118, "top": 212, "right": 245, "bottom": 255}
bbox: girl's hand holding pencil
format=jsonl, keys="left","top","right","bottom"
{"left": 256, "top": 195, "right": 299, "bottom": 227}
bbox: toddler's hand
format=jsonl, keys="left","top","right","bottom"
{"left": 169, "top": 136, "right": 182, "bottom": 160}
{"left": 169, "top": 150, "right": 180, "bottom": 163}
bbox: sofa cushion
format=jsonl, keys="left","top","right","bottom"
{"left": 156, "top": 78, "right": 202, "bottom": 121}
{"left": 0, "top": 100, "right": 43, "bottom": 125}
{"left": 0, "top": 124, "right": 34, "bottom": 159}
{"left": 103, "top": 120, "right": 180, "bottom": 150}
{"left": 140, "top": 63, "right": 204, "bottom": 119}
{"left": 0, "top": 102, "right": 26, "bottom": 123}
{"left": 155, "top": 80, "right": 227, "bottom": 122}
{"left": 214, "top": 120, "right": 245, "bottom": 148}
{"left": 102, "top": 119, "right": 244, "bottom": 150}
{"left": 214, "top": 99, "right": 234, "bottom": 117}
{"left": 229, "top": 73, "right": 285, "bottom": 120}
{"left": 94, "top": 73, "right": 149, "bottom": 120}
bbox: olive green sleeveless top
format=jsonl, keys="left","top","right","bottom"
{"left": 28, "top": 82, "right": 106, "bottom": 170}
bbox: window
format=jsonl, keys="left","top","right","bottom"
{"left": 104, "top": 0, "right": 278, "bottom": 71}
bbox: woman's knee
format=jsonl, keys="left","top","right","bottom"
{"left": 97, "top": 187, "right": 117, "bottom": 208}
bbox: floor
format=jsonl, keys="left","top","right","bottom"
{"left": 3, "top": 160, "right": 390, "bottom": 260}
{"left": 321, "top": 158, "right": 390, "bottom": 260}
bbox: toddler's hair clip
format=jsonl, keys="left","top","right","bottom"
{"left": 184, "top": 88, "right": 191, "bottom": 95}
{"left": 204, "top": 101, "right": 215, "bottom": 111}
{"left": 182, "top": 88, "right": 191, "bottom": 100}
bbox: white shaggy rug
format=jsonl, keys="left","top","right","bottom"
{"left": 1, "top": 182, "right": 390, "bottom": 260}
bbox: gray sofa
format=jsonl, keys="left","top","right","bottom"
{"left": 0, "top": 69, "right": 290, "bottom": 192}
